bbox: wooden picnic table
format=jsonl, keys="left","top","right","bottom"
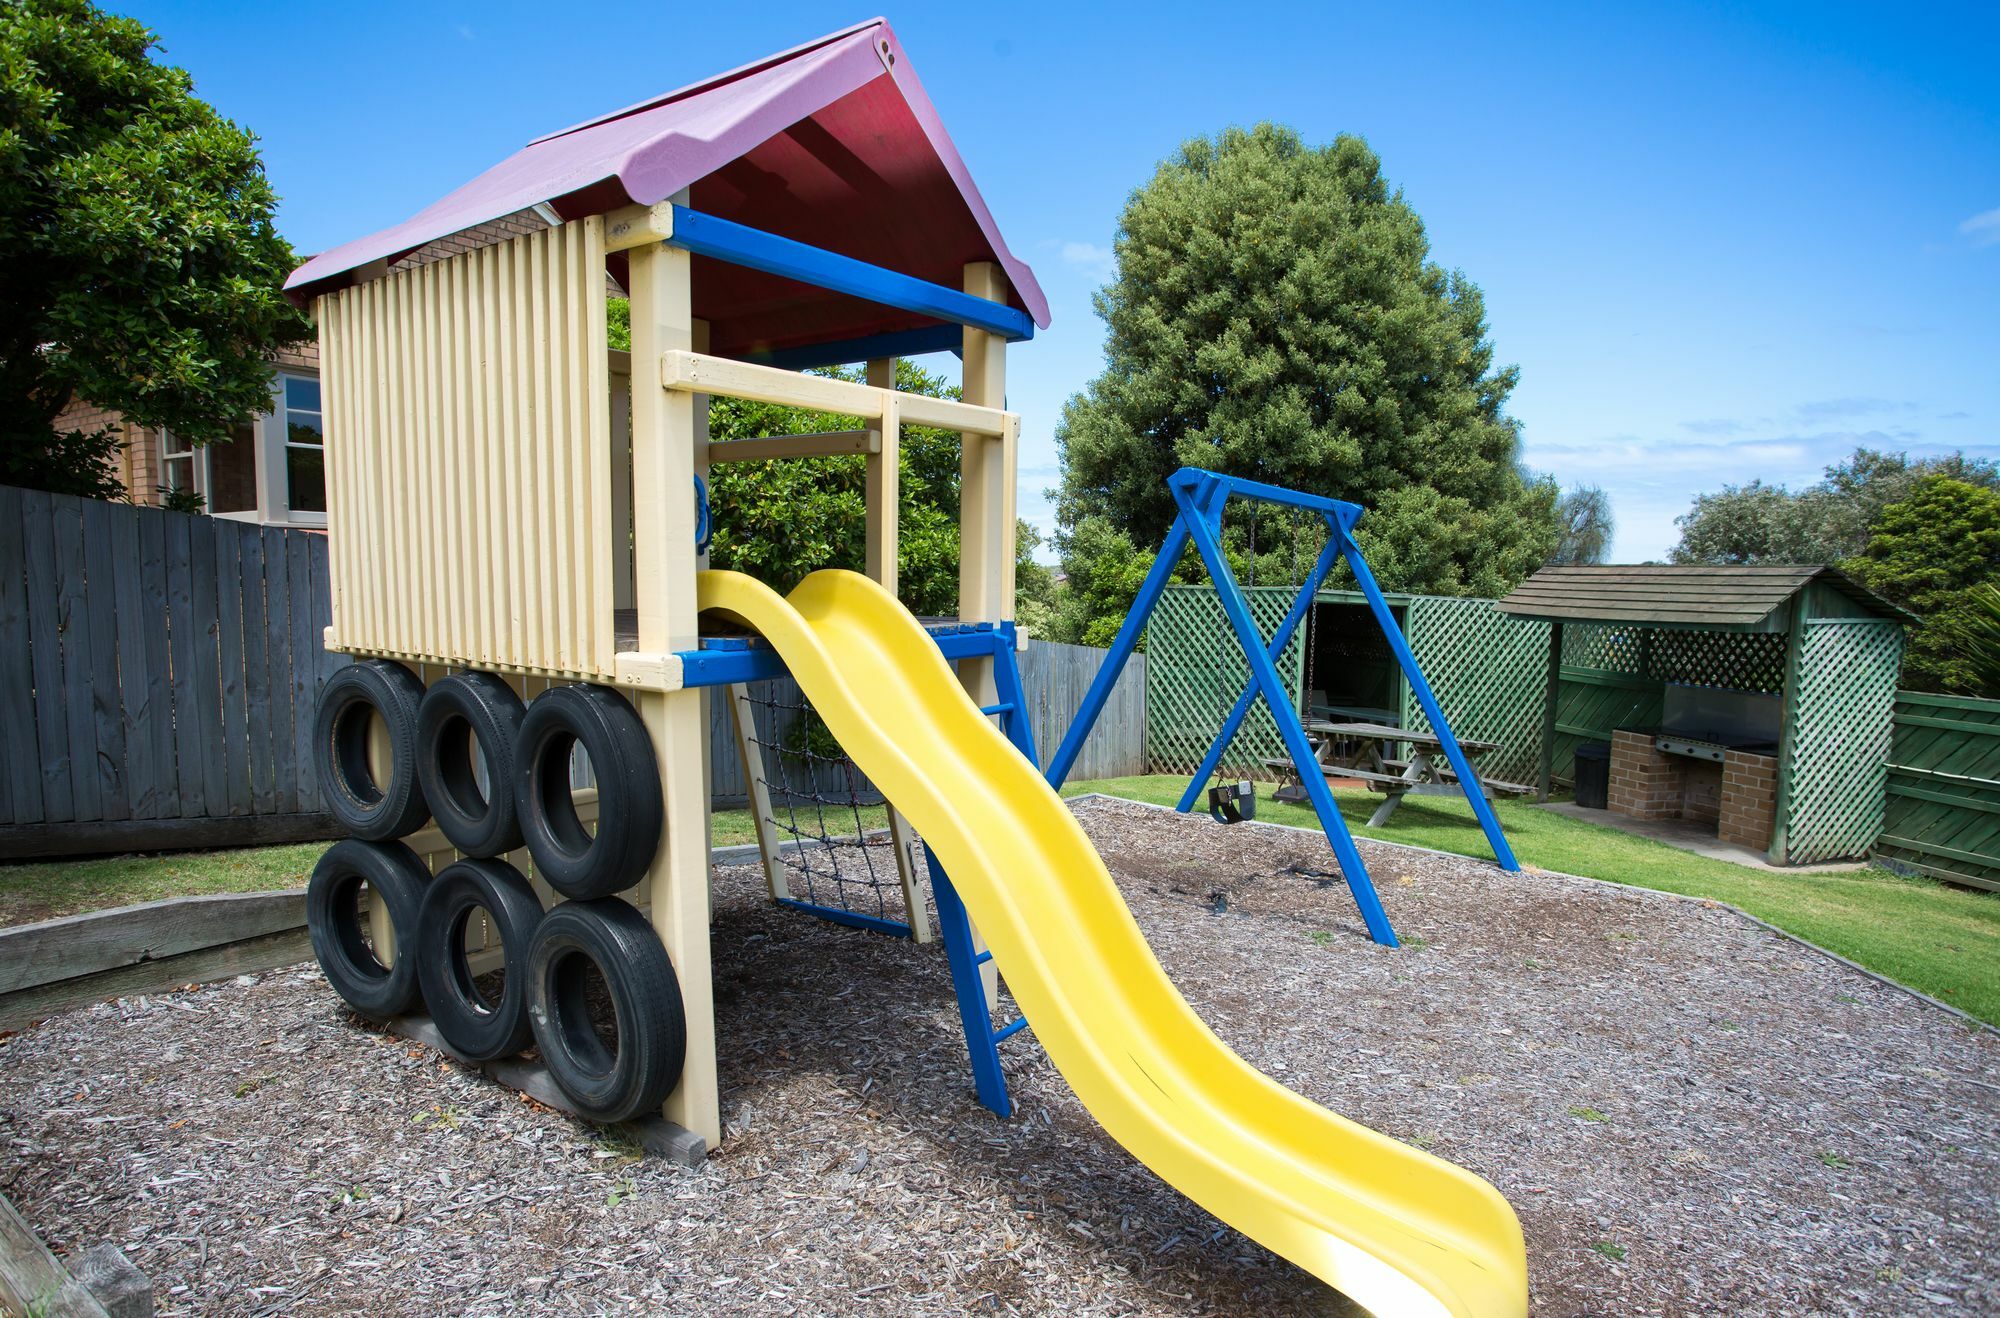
{"left": 1263, "top": 719, "right": 1530, "bottom": 826}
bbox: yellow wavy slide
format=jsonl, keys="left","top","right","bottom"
{"left": 699, "top": 569, "right": 1528, "bottom": 1317}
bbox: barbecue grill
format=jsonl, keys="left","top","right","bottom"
{"left": 1655, "top": 682, "right": 1783, "bottom": 762}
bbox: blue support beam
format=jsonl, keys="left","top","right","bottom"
{"left": 675, "top": 621, "right": 1014, "bottom": 689}
{"left": 744, "top": 324, "right": 964, "bottom": 373}
{"left": 667, "top": 207, "right": 1035, "bottom": 343}
{"left": 775, "top": 898, "right": 913, "bottom": 939}
{"left": 929, "top": 847, "right": 1013, "bottom": 1117}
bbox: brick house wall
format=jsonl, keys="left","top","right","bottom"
{"left": 54, "top": 209, "right": 554, "bottom": 513}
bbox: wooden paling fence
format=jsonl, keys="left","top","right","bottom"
{"left": 0, "top": 486, "right": 351, "bottom": 858}
{"left": 1876, "top": 690, "right": 2000, "bottom": 891}
{"left": 1, "top": 486, "right": 1148, "bottom": 859}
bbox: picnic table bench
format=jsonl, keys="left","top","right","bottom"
{"left": 1264, "top": 719, "right": 1533, "bottom": 827}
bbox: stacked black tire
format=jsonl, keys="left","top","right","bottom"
{"left": 308, "top": 662, "right": 685, "bottom": 1123}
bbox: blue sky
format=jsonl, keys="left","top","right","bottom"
{"left": 134, "top": 1, "right": 1997, "bottom": 562}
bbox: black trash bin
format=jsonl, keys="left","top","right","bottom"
{"left": 1573, "top": 741, "right": 1611, "bottom": 810}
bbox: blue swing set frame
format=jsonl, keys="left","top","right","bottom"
{"left": 1045, "top": 467, "right": 1521, "bottom": 948}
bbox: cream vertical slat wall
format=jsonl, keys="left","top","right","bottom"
{"left": 319, "top": 218, "right": 615, "bottom": 681}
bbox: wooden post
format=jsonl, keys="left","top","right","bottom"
{"left": 863, "top": 357, "right": 900, "bottom": 593}
{"left": 954, "top": 262, "right": 1012, "bottom": 1004}
{"left": 1768, "top": 600, "right": 1811, "bottom": 866}
{"left": 693, "top": 319, "right": 714, "bottom": 920}
{"left": 862, "top": 356, "right": 930, "bottom": 940}
{"left": 609, "top": 356, "right": 634, "bottom": 611}
{"left": 726, "top": 682, "right": 788, "bottom": 902}
{"left": 1538, "top": 621, "right": 1564, "bottom": 802}
{"left": 625, "top": 210, "right": 720, "bottom": 1150}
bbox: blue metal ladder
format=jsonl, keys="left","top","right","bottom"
{"left": 928, "top": 636, "right": 1038, "bottom": 1118}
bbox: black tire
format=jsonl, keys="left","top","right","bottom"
{"left": 314, "top": 660, "right": 431, "bottom": 841}
{"left": 526, "top": 898, "right": 685, "bottom": 1124}
{"left": 416, "top": 672, "right": 527, "bottom": 858}
{"left": 414, "top": 858, "right": 543, "bottom": 1061}
{"left": 307, "top": 838, "right": 431, "bottom": 1019}
{"left": 515, "top": 684, "right": 662, "bottom": 899}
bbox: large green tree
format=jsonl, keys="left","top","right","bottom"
{"left": 1051, "top": 124, "right": 1558, "bottom": 643}
{"left": 1850, "top": 474, "right": 2000, "bottom": 695}
{"left": 0, "top": 0, "right": 309, "bottom": 498}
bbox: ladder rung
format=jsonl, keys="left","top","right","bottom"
{"left": 992, "top": 1016, "right": 1030, "bottom": 1043}
{"left": 980, "top": 702, "right": 1015, "bottom": 716}
{"left": 974, "top": 948, "right": 993, "bottom": 965}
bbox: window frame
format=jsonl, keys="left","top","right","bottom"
{"left": 159, "top": 429, "right": 210, "bottom": 505}
{"left": 246, "top": 369, "right": 327, "bottom": 527}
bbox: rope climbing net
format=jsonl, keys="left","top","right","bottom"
{"left": 737, "top": 682, "right": 910, "bottom": 927}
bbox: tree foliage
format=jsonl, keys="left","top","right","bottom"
{"left": 0, "top": 0, "right": 310, "bottom": 497}
{"left": 1850, "top": 475, "right": 2000, "bottom": 695}
{"left": 1671, "top": 448, "right": 2000, "bottom": 566}
{"left": 609, "top": 302, "right": 1042, "bottom": 617}
{"left": 1550, "top": 484, "right": 1614, "bottom": 565}
{"left": 1050, "top": 123, "right": 1558, "bottom": 641}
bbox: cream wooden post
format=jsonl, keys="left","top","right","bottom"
{"left": 609, "top": 354, "right": 634, "bottom": 611}
{"left": 862, "top": 356, "right": 932, "bottom": 941}
{"left": 864, "top": 357, "right": 900, "bottom": 590}
{"left": 693, "top": 319, "right": 714, "bottom": 921}
{"left": 955, "top": 261, "right": 1012, "bottom": 1002}
{"left": 726, "top": 683, "right": 789, "bottom": 901}
{"left": 626, "top": 214, "right": 721, "bottom": 1149}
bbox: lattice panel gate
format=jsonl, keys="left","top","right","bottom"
{"left": 1784, "top": 619, "right": 1903, "bottom": 863}
{"left": 1399, "top": 597, "right": 1548, "bottom": 784}
{"left": 1146, "top": 585, "right": 1304, "bottom": 775}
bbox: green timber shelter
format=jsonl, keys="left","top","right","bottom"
{"left": 1497, "top": 564, "right": 1911, "bottom": 865}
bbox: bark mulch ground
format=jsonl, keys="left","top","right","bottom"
{"left": 2, "top": 797, "right": 1994, "bottom": 1315}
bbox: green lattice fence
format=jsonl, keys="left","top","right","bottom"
{"left": 1648, "top": 630, "right": 1788, "bottom": 693}
{"left": 1399, "top": 597, "right": 1549, "bottom": 784}
{"left": 1551, "top": 626, "right": 1650, "bottom": 785}
{"left": 1146, "top": 585, "right": 1304, "bottom": 774}
{"left": 1783, "top": 619, "right": 1903, "bottom": 862}
{"left": 1877, "top": 690, "right": 2000, "bottom": 890}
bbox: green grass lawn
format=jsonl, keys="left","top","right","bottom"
{"left": 0, "top": 842, "right": 332, "bottom": 928}
{"left": 0, "top": 802, "right": 883, "bottom": 930}
{"left": 1064, "top": 775, "right": 2000, "bottom": 1027}
{"left": 9, "top": 776, "right": 1996, "bottom": 1028}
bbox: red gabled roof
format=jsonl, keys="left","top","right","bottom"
{"left": 286, "top": 18, "right": 1048, "bottom": 359}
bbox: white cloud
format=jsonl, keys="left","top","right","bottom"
{"left": 1795, "top": 397, "right": 1917, "bottom": 422}
{"left": 1058, "top": 241, "right": 1115, "bottom": 277}
{"left": 1961, "top": 207, "right": 2000, "bottom": 247}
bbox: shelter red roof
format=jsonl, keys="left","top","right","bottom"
{"left": 286, "top": 18, "right": 1048, "bottom": 360}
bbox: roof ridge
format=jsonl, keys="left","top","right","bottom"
{"left": 528, "top": 18, "right": 884, "bottom": 146}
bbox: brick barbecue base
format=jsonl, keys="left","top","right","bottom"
{"left": 1609, "top": 729, "right": 1776, "bottom": 852}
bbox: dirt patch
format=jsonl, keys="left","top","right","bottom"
{"left": 1, "top": 797, "right": 1994, "bottom": 1315}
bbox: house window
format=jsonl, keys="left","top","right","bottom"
{"left": 161, "top": 430, "right": 203, "bottom": 503}
{"left": 282, "top": 376, "right": 325, "bottom": 515}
